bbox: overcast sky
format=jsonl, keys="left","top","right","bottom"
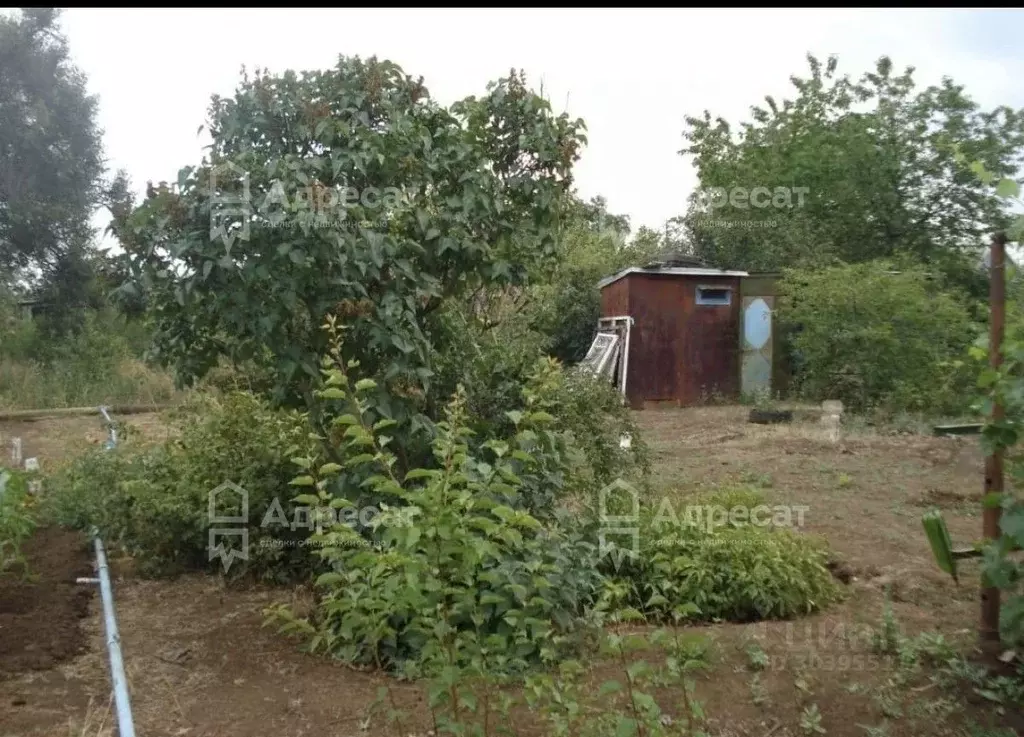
{"left": 54, "top": 8, "right": 1024, "bottom": 247}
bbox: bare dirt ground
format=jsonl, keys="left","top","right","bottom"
{"left": 0, "top": 406, "right": 1019, "bottom": 737}
{"left": 0, "top": 526, "right": 93, "bottom": 673}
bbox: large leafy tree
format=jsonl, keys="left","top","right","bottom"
{"left": 0, "top": 8, "right": 104, "bottom": 324}
{"left": 778, "top": 260, "right": 977, "bottom": 413}
{"left": 527, "top": 196, "right": 662, "bottom": 364}
{"left": 680, "top": 54, "right": 1024, "bottom": 291}
{"left": 115, "top": 58, "right": 585, "bottom": 434}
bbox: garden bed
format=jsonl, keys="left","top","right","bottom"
{"left": 1, "top": 407, "right": 1019, "bottom": 737}
{"left": 0, "top": 525, "right": 93, "bottom": 673}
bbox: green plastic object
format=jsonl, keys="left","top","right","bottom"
{"left": 922, "top": 509, "right": 958, "bottom": 583}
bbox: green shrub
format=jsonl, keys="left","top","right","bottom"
{"left": 269, "top": 329, "right": 604, "bottom": 675}
{"left": 45, "top": 392, "right": 318, "bottom": 579}
{"left": 429, "top": 299, "right": 553, "bottom": 437}
{"left": 0, "top": 307, "right": 177, "bottom": 410}
{"left": 199, "top": 357, "right": 279, "bottom": 397}
{"left": 0, "top": 468, "right": 37, "bottom": 576}
{"left": 430, "top": 301, "right": 650, "bottom": 515}
{"left": 778, "top": 261, "right": 978, "bottom": 414}
{"left": 604, "top": 488, "right": 841, "bottom": 622}
{"left": 544, "top": 369, "right": 651, "bottom": 498}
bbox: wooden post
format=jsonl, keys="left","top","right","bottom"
{"left": 981, "top": 232, "right": 1007, "bottom": 647}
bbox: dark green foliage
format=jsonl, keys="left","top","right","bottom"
{"left": 428, "top": 297, "right": 550, "bottom": 441}
{"left": 428, "top": 301, "right": 650, "bottom": 511}
{"left": 115, "top": 58, "right": 585, "bottom": 437}
{"left": 778, "top": 260, "right": 978, "bottom": 413}
{"left": 266, "top": 325, "right": 840, "bottom": 677}
{"left": 681, "top": 53, "right": 1024, "bottom": 298}
{"left": 541, "top": 368, "right": 650, "bottom": 497}
{"left": 0, "top": 467, "right": 36, "bottom": 576}
{"left": 603, "top": 488, "right": 841, "bottom": 623}
{"left": 45, "top": 392, "right": 317, "bottom": 579}
{"left": 529, "top": 204, "right": 662, "bottom": 366}
{"left": 269, "top": 332, "right": 603, "bottom": 673}
{"left": 0, "top": 9, "right": 108, "bottom": 316}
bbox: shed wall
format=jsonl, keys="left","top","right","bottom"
{"left": 605, "top": 273, "right": 740, "bottom": 406}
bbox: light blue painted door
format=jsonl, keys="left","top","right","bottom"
{"left": 741, "top": 296, "right": 773, "bottom": 397}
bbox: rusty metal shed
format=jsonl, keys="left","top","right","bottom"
{"left": 598, "top": 254, "right": 764, "bottom": 408}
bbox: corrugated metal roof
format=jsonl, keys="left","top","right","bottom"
{"left": 597, "top": 266, "right": 750, "bottom": 290}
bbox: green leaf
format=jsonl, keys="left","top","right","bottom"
{"left": 354, "top": 378, "right": 377, "bottom": 392}
{"left": 289, "top": 475, "right": 315, "bottom": 487}
{"left": 970, "top": 160, "right": 995, "bottom": 184}
{"left": 405, "top": 468, "right": 441, "bottom": 481}
{"left": 614, "top": 716, "right": 638, "bottom": 737}
{"left": 1000, "top": 505, "right": 1024, "bottom": 547}
{"left": 315, "top": 572, "right": 344, "bottom": 587}
{"left": 996, "top": 178, "right": 1021, "bottom": 198}
{"left": 319, "top": 387, "right": 346, "bottom": 400}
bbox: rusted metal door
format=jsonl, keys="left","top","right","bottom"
{"left": 741, "top": 296, "right": 773, "bottom": 398}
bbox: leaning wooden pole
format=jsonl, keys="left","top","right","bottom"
{"left": 0, "top": 403, "right": 173, "bottom": 422}
{"left": 981, "top": 231, "right": 1007, "bottom": 647}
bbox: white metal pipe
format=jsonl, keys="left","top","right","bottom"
{"left": 86, "top": 407, "right": 136, "bottom": 737}
{"left": 93, "top": 535, "right": 137, "bottom": 737}
{"left": 99, "top": 406, "right": 117, "bottom": 448}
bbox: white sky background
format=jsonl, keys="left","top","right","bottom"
{"left": 51, "top": 8, "right": 1024, "bottom": 250}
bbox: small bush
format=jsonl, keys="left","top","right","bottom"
{"left": 45, "top": 392, "right": 317, "bottom": 579}
{"left": 778, "top": 261, "right": 978, "bottom": 414}
{"left": 0, "top": 468, "right": 37, "bottom": 576}
{"left": 429, "top": 299, "right": 553, "bottom": 439}
{"left": 0, "top": 307, "right": 178, "bottom": 409}
{"left": 269, "top": 329, "right": 604, "bottom": 675}
{"left": 545, "top": 369, "right": 651, "bottom": 498}
{"left": 431, "top": 301, "right": 650, "bottom": 516}
{"left": 199, "top": 354, "right": 279, "bottom": 397}
{"left": 605, "top": 487, "right": 841, "bottom": 622}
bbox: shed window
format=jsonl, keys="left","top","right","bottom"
{"left": 696, "top": 286, "right": 732, "bottom": 306}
